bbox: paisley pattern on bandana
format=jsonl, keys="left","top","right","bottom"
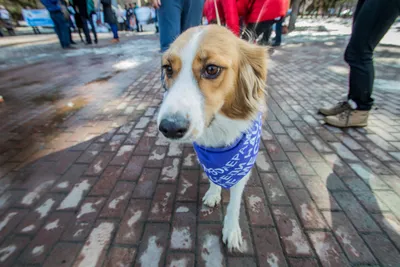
{"left": 193, "top": 113, "right": 262, "bottom": 189}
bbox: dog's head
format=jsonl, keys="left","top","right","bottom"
{"left": 157, "top": 25, "right": 267, "bottom": 141}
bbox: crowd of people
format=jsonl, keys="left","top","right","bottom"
{"left": 39, "top": 0, "right": 157, "bottom": 49}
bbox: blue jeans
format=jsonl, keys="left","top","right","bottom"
{"left": 50, "top": 11, "right": 70, "bottom": 48}
{"left": 158, "top": 0, "right": 204, "bottom": 52}
{"left": 109, "top": 23, "right": 119, "bottom": 39}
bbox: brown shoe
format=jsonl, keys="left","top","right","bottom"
{"left": 111, "top": 38, "right": 120, "bottom": 44}
{"left": 324, "top": 109, "right": 369, "bottom": 128}
{"left": 319, "top": 101, "right": 351, "bottom": 116}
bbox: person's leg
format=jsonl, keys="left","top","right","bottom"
{"left": 78, "top": 28, "right": 84, "bottom": 42}
{"left": 259, "top": 20, "right": 274, "bottom": 45}
{"left": 89, "top": 14, "right": 98, "bottom": 43}
{"left": 345, "top": 0, "right": 399, "bottom": 111}
{"left": 158, "top": 0, "right": 183, "bottom": 52}
{"left": 110, "top": 23, "right": 119, "bottom": 39}
{"left": 273, "top": 19, "right": 282, "bottom": 46}
{"left": 60, "top": 16, "right": 71, "bottom": 47}
{"left": 181, "top": 0, "right": 204, "bottom": 32}
{"left": 323, "top": 0, "right": 399, "bottom": 127}
{"left": 80, "top": 16, "right": 92, "bottom": 44}
{"left": 135, "top": 17, "right": 139, "bottom": 32}
{"left": 50, "top": 12, "right": 65, "bottom": 48}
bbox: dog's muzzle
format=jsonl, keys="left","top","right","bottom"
{"left": 159, "top": 114, "right": 189, "bottom": 140}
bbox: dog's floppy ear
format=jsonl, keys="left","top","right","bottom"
{"left": 223, "top": 40, "right": 267, "bottom": 120}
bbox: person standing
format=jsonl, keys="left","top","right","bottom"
{"left": 135, "top": 4, "right": 152, "bottom": 32}
{"left": 319, "top": 0, "right": 400, "bottom": 128}
{"left": 87, "top": 0, "right": 98, "bottom": 43}
{"left": 0, "top": 5, "right": 15, "bottom": 36}
{"left": 133, "top": 3, "right": 140, "bottom": 32}
{"left": 101, "top": 0, "right": 119, "bottom": 43}
{"left": 153, "top": 0, "right": 204, "bottom": 52}
{"left": 71, "top": 0, "right": 92, "bottom": 44}
{"left": 237, "top": 0, "right": 289, "bottom": 45}
{"left": 125, "top": 4, "right": 134, "bottom": 31}
{"left": 40, "top": 0, "right": 72, "bottom": 49}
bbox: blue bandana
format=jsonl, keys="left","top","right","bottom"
{"left": 193, "top": 113, "right": 262, "bottom": 189}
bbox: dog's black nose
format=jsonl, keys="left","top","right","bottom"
{"left": 159, "top": 116, "right": 189, "bottom": 139}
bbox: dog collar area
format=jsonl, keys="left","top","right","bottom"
{"left": 193, "top": 113, "right": 262, "bottom": 189}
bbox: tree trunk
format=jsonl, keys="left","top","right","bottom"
{"left": 288, "top": 0, "right": 302, "bottom": 32}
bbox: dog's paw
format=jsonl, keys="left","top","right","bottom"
{"left": 222, "top": 221, "right": 243, "bottom": 252}
{"left": 202, "top": 189, "right": 221, "bottom": 207}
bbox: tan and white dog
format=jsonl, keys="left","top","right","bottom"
{"left": 157, "top": 25, "right": 267, "bottom": 251}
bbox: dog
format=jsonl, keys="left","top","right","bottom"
{"left": 157, "top": 25, "right": 267, "bottom": 251}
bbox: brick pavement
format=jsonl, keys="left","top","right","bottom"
{"left": 0, "top": 34, "right": 400, "bottom": 267}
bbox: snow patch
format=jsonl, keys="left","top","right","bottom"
{"left": 0, "top": 212, "right": 18, "bottom": 232}
{"left": 58, "top": 180, "right": 91, "bottom": 210}
{"left": 21, "top": 180, "right": 54, "bottom": 205}
{"left": 285, "top": 219, "right": 311, "bottom": 255}
{"left": 35, "top": 198, "right": 55, "bottom": 219}
{"left": 180, "top": 178, "right": 193, "bottom": 195}
{"left": 45, "top": 219, "right": 59, "bottom": 231}
{"left": 21, "top": 224, "right": 35, "bottom": 233}
{"left": 56, "top": 181, "right": 69, "bottom": 189}
{"left": 116, "top": 145, "right": 133, "bottom": 157}
{"left": 108, "top": 193, "right": 128, "bottom": 209}
{"left": 93, "top": 160, "right": 103, "bottom": 174}
{"left": 176, "top": 206, "right": 189, "bottom": 213}
{"left": 183, "top": 154, "right": 194, "bottom": 166}
{"left": 139, "top": 236, "right": 163, "bottom": 267}
{"left": 267, "top": 253, "right": 279, "bottom": 267}
{"left": 149, "top": 149, "right": 165, "bottom": 161}
{"left": 151, "top": 192, "right": 171, "bottom": 214}
{"left": 335, "top": 228, "right": 360, "bottom": 257}
{"left": 75, "top": 222, "right": 114, "bottom": 267}
{"left": 247, "top": 195, "right": 262, "bottom": 213}
{"left": 77, "top": 200, "right": 103, "bottom": 219}
{"left": 32, "top": 245, "right": 44, "bottom": 256}
{"left": 169, "top": 258, "right": 188, "bottom": 267}
{"left": 168, "top": 143, "right": 182, "bottom": 156}
{"left": 0, "top": 245, "right": 16, "bottom": 262}
{"left": 171, "top": 227, "right": 192, "bottom": 250}
{"left": 161, "top": 159, "right": 179, "bottom": 181}
{"left": 300, "top": 203, "right": 313, "bottom": 222}
{"left": 127, "top": 210, "right": 142, "bottom": 227}
{"left": 201, "top": 235, "right": 223, "bottom": 267}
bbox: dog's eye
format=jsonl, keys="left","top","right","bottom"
{"left": 203, "top": 65, "right": 221, "bottom": 79}
{"left": 162, "top": 65, "right": 173, "bottom": 78}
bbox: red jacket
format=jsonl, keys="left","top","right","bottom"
{"left": 237, "top": 0, "right": 289, "bottom": 24}
{"left": 203, "top": 0, "right": 240, "bottom": 36}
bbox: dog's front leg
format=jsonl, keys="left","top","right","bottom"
{"left": 222, "top": 173, "right": 250, "bottom": 252}
{"left": 202, "top": 181, "right": 221, "bottom": 207}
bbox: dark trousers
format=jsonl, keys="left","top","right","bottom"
{"left": 246, "top": 20, "right": 275, "bottom": 45}
{"left": 89, "top": 14, "right": 98, "bottom": 42}
{"left": 158, "top": 0, "right": 204, "bottom": 52}
{"left": 50, "top": 11, "right": 70, "bottom": 48}
{"left": 274, "top": 19, "right": 283, "bottom": 45}
{"left": 345, "top": 0, "right": 400, "bottom": 110}
{"left": 79, "top": 15, "right": 92, "bottom": 43}
{"left": 126, "top": 16, "right": 131, "bottom": 30}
